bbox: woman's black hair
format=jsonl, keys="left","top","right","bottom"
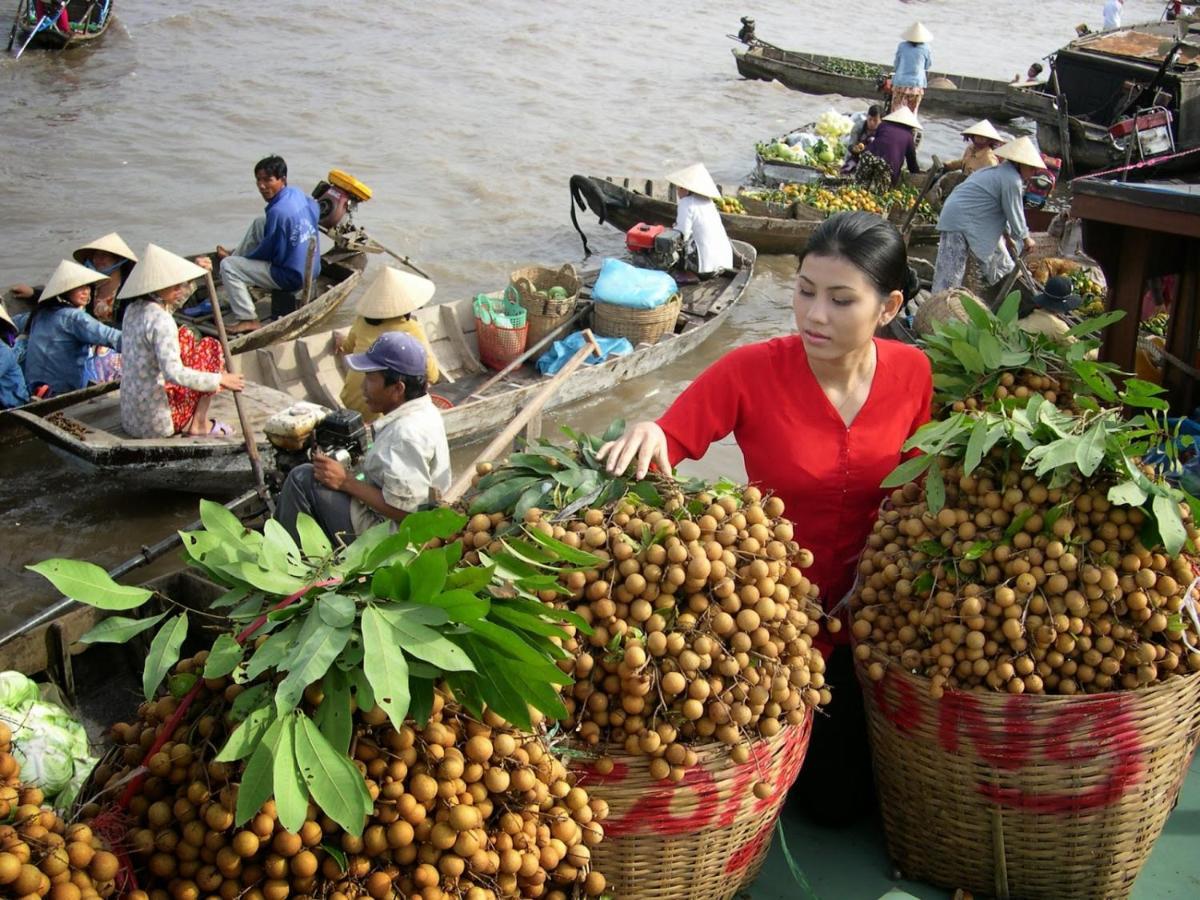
{"left": 797, "top": 211, "right": 909, "bottom": 299}
{"left": 363, "top": 314, "right": 411, "bottom": 327}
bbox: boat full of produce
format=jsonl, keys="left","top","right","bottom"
{"left": 754, "top": 109, "right": 857, "bottom": 185}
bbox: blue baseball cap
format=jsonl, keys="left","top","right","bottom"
{"left": 344, "top": 332, "right": 428, "bottom": 376}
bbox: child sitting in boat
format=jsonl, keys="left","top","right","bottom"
{"left": 666, "top": 163, "right": 733, "bottom": 279}
{"left": 334, "top": 267, "right": 439, "bottom": 424}
{"left": 0, "top": 302, "right": 29, "bottom": 410}
{"left": 23, "top": 260, "right": 122, "bottom": 397}
{"left": 115, "top": 244, "right": 244, "bottom": 439}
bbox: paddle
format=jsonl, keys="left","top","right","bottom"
{"left": 11, "top": 12, "right": 51, "bottom": 59}
{"left": 363, "top": 236, "right": 432, "bottom": 279}
{"left": 203, "top": 271, "right": 272, "bottom": 509}
{"left": 899, "top": 156, "right": 944, "bottom": 241}
{"left": 442, "top": 330, "right": 603, "bottom": 505}
{"left": 467, "top": 301, "right": 592, "bottom": 400}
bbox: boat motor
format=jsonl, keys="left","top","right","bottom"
{"left": 312, "top": 169, "right": 373, "bottom": 242}
{"left": 625, "top": 222, "right": 683, "bottom": 270}
{"left": 264, "top": 405, "right": 370, "bottom": 481}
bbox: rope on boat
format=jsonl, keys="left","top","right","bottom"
{"left": 1071, "top": 143, "right": 1200, "bottom": 181}
{"left": 569, "top": 174, "right": 608, "bottom": 257}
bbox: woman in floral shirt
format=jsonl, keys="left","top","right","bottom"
{"left": 116, "top": 244, "right": 244, "bottom": 438}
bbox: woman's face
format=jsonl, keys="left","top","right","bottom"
{"left": 66, "top": 286, "right": 91, "bottom": 308}
{"left": 969, "top": 135, "right": 990, "bottom": 149}
{"left": 89, "top": 250, "right": 122, "bottom": 271}
{"left": 156, "top": 282, "right": 190, "bottom": 308}
{"left": 793, "top": 253, "right": 902, "bottom": 362}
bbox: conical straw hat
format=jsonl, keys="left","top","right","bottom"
{"left": 356, "top": 267, "right": 436, "bottom": 319}
{"left": 962, "top": 120, "right": 1003, "bottom": 142}
{"left": 666, "top": 163, "right": 721, "bottom": 200}
{"left": 883, "top": 106, "right": 922, "bottom": 129}
{"left": 0, "top": 301, "right": 15, "bottom": 332}
{"left": 117, "top": 243, "right": 208, "bottom": 300}
{"left": 72, "top": 232, "right": 138, "bottom": 265}
{"left": 40, "top": 260, "right": 107, "bottom": 302}
{"left": 995, "top": 136, "right": 1048, "bottom": 169}
{"left": 902, "top": 22, "right": 933, "bottom": 43}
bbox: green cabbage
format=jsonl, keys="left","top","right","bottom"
{"left": 1, "top": 697, "right": 96, "bottom": 807}
{"left": 0, "top": 671, "right": 39, "bottom": 710}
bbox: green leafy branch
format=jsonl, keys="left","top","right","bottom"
{"left": 28, "top": 503, "right": 600, "bottom": 836}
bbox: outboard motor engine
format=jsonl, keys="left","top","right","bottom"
{"left": 625, "top": 223, "right": 683, "bottom": 271}
{"left": 311, "top": 170, "right": 373, "bottom": 240}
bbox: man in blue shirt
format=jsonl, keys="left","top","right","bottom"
{"left": 931, "top": 137, "right": 1046, "bottom": 295}
{"left": 217, "top": 156, "right": 321, "bottom": 334}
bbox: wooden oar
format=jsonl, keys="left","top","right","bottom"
{"left": 203, "top": 271, "right": 271, "bottom": 508}
{"left": 467, "top": 301, "right": 592, "bottom": 401}
{"left": 899, "top": 156, "right": 944, "bottom": 241}
{"left": 364, "top": 236, "right": 432, "bottom": 279}
{"left": 442, "top": 330, "right": 603, "bottom": 505}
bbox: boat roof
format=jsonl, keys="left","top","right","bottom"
{"left": 1071, "top": 26, "right": 1200, "bottom": 69}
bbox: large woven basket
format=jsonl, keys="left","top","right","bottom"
{"left": 510, "top": 264, "right": 581, "bottom": 345}
{"left": 912, "top": 288, "right": 988, "bottom": 336}
{"left": 856, "top": 656, "right": 1200, "bottom": 900}
{"left": 593, "top": 295, "right": 682, "bottom": 346}
{"left": 569, "top": 714, "right": 811, "bottom": 900}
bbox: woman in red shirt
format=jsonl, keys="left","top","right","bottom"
{"left": 600, "top": 211, "right": 933, "bottom": 822}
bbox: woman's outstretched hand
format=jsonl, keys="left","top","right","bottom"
{"left": 597, "top": 421, "right": 671, "bottom": 480}
{"left": 219, "top": 372, "right": 245, "bottom": 392}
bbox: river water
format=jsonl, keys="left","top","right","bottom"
{"left": 0, "top": 0, "right": 1151, "bottom": 624}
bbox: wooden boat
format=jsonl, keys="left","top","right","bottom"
{"left": 10, "top": 244, "right": 755, "bottom": 485}
{"left": 7, "top": 0, "right": 114, "bottom": 52}
{"left": 0, "top": 244, "right": 365, "bottom": 445}
{"left": 570, "top": 175, "right": 939, "bottom": 256}
{"left": 1002, "top": 22, "right": 1200, "bottom": 176}
{"left": 732, "top": 43, "right": 1018, "bottom": 122}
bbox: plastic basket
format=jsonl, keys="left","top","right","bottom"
{"left": 473, "top": 292, "right": 528, "bottom": 371}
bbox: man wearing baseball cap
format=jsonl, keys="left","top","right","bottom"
{"left": 275, "top": 331, "right": 452, "bottom": 544}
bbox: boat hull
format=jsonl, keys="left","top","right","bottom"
{"left": 9, "top": 0, "right": 113, "bottom": 50}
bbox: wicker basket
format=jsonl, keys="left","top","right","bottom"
{"left": 592, "top": 295, "right": 682, "bottom": 346}
{"left": 912, "top": 288, "right": 988, "bottom": 336}
{"left": 856, "top": 655, "right": 1200, "bottom": 900}
{"left": 510, "top": 265, "right": 581, "bottom": 346}
{"left": 570, "top": 714, "right": 812, "bottom": 900}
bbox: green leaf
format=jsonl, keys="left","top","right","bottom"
{"left": 468, "top": 476, "right": 543, "bottom": 516}
{"left": 246, "top": 621, "right": 301, "bottom": 680}
{"left": 976, "top": 332, "right": 1003, "bottom": 369}
{"left": 235, "top": 718, "right": 283, "bottom": 826}
{"left": 219, "top": 560, "right": 310, "bottom": 596}
{"left": 925, "top": 462, "right": 945, "bottom": 513}
{"left": 408, "top": 678, "right": 435, "bottom": 727}
{"left": 1152, "top": 493, "right": 1187, "bottom": 555}
{"left": 317, "top": 593, "right": 357, "bottom": 629}
{"left": 294, "top": 714, "right": 372, "bottom": 837}
{"left": 524, "top": 526, "right": 606, "bottom": 567}
{"left": 231, "top": 683, "right": 272, "bottom": 721}
{"left": 960, "top": 294, "right": 995, "bottom": 331}
{"left": 1108, "top": 480, "right": 1148, "bottom": 507}
{"left": 199, "top": 497, "right": 250, "bottom": 543}
{"left": 489, "top": 605, "right": 571, "bottom": 641}
{"left": 375, "top": 606, "right": 476, "bottom": 672}
{"left": 1004, "top": 508, "right": 1035, "bottom": 541}
{"left": 371, "top": 564, "right": 411, "bottom": 602}
{"left": 204, "top": 634, "right": 245, "bottom": 679}
{"left": 348, "top": 665, "right": 375, "bottom": 710}
{"left": 322, "top": 844, "right": 347, "bottom": 875}
{"left": 216, "top": 704, "right": 277, "bottom": 762}
{"left": 912, "top": 571, "right": 935, "bottom": 593}
{"left": 335, "top": 522, "right": 393, "bottom": 576}
{"left": 273, "top": 715, "right": 308, "bottom": 834}
{"left": 408, "top": 550, "right": 448, "bottom": 604}
{"left": 630, "top": 481, "right": 663, "bottom": 507}
{"left": 464, "top": 619, "right": 571, "bottom": 684}
{"left": 963, "top": 541, "right": 993, "bottom": 561}
{"left": 996, "top": 291, "right": 1021, "bottom": 325}
{"left": 1033, "top": 437, "right": 1080, "bottom": 477}
{"left": 314, "top": 668, "right": 353, "bottom": 754}
{"left": 1075, "top": 422, "right": 1108, "bottom": 478}
{"left": 880, "top": 454, "right": 933, "bottom": 489}
{"left": 78, "top": 612, "right": 166, "bottom": 644}
{"left": 361, "top": 606, "right": 411, "bottom": 729}
{"left": 27, "top": 559, "right": 154, "bottom": 611}
{"left": 601, "top": 419, "right": 627, "bottom": 442}
{"left": 210, "top": 585, "right": 252, "bottom": 610}
{"left": 395, "top": 510, "right": 468, "bottom": 550}
{"left": 295, "top": 513, "right": 333, "bottom": 560}
{"left": 963, "top": 417, "right": 989, "bottom": 475}
{"left": 262, "top": 519, "right": 305, "bottom": 574}
{"left": 514, "top": 484, "right": 551, "bottom": 523}
{"left": 143, "top": 613, "right": 189, "bottom": 700}
{"left": 951, "top": 340, "right": 985, "bottom": 374}
{"left": 275, "top": 615, "right": 352, "bottom": 715}
{"left": 917, "top": 540, "right": 945, "bottom": 557}
{"left": 1071, "top": 360, "right": 1118, "bottom": 403}
{"left": 1063, "top": 309, "right": 1124, "bottom": 337}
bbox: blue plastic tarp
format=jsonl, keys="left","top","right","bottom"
{"left": 591, "top": 258, "right": 677, "bottom": 309}
{"left": 536, "top": 330, "right": 633, "bottom": 375}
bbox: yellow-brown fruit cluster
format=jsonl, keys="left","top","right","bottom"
{"left": 98, "top": 656, "right": 607, "bottom": 900}
{"left": 851, "top": 463, "right": 1200, "bottom": 697}
{"left": 948, "top": 371, "right": 1073, "bottom": 417}
{"left": 0, "top": 722, "right": 120, "bottom": 899}
{"left": 525, "top": 486, "right": 828, "bottom": 779}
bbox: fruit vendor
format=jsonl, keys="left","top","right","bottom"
{"left": 892, "top": 22, "right": 933, "bottom": 113}
{"left": 944, "top": 120, "right": 1004, "bottom": 178}
{"left": 666, "top": 163, "right": 733, "bottom": 277}
{"left": 868, "top": 106, "right": 922, "bottom": 186}
{"left": 216, "top": 155, "right": 321, "bottom": 335}
{"left": 22, "top": 260, "right": 121, "bottom": 397}
{"left": 599, "top": 211, "right": 933, "bottom": 823}
{"left": 335, "top": 267, "right": 440, "bottom": 423}
{"left": 931, "top": 137, "right": 1047, "bottom": 295}
{"left": 276, "top": 332, "right": 451, "bottom": 545}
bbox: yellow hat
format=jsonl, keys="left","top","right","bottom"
{"left": 902, "top": 22, "right": 933, "bottom": 43}
{"left": 883, "top": 106, "right": 922, "bottom": 129}
{"left": 40, "top": 260, "right": 107, "bottom": 302}
{"left": 665, "top": 163, "right": 721, "bottom": 200}
{"left": 962, "top": 120, "right": 1004, "bottom": 142}
{"left": 117, "top": 243, "right": 208, "bottom": 300}
{"left": 356, "top": 267, "right": 436, "bottom": 319}
{"left": 995, "top": 136, "right": 1048, "bottom": 169}
{"left": 72, "top": 232, "right": 138, "bottom": 265}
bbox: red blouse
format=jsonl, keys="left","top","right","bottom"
{"left": 657, "top": 336, "right": 932, "bottom": 639}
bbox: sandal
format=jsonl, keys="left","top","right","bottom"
{"left": 208, "top": 420, "right": 233, "bottom": 437}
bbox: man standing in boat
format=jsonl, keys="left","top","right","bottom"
{"left": 215, "top": 155, "right": 321, "bottom": 335}
{"left": 275, "top": 332, "right": 452, "bottom": 546}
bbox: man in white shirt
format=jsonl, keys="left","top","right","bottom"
{"left": 666, "top": 163, "right": 734, "bottom": 278}
{"left": 1102, "top": 0, "right": 1123, "bottom": 29}
{"left": 275, "top": 332, "right": 452, "bottom": 544}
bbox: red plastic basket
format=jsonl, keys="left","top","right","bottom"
{"left": 475, "top": 316, "right": 529, "bottom": 371}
